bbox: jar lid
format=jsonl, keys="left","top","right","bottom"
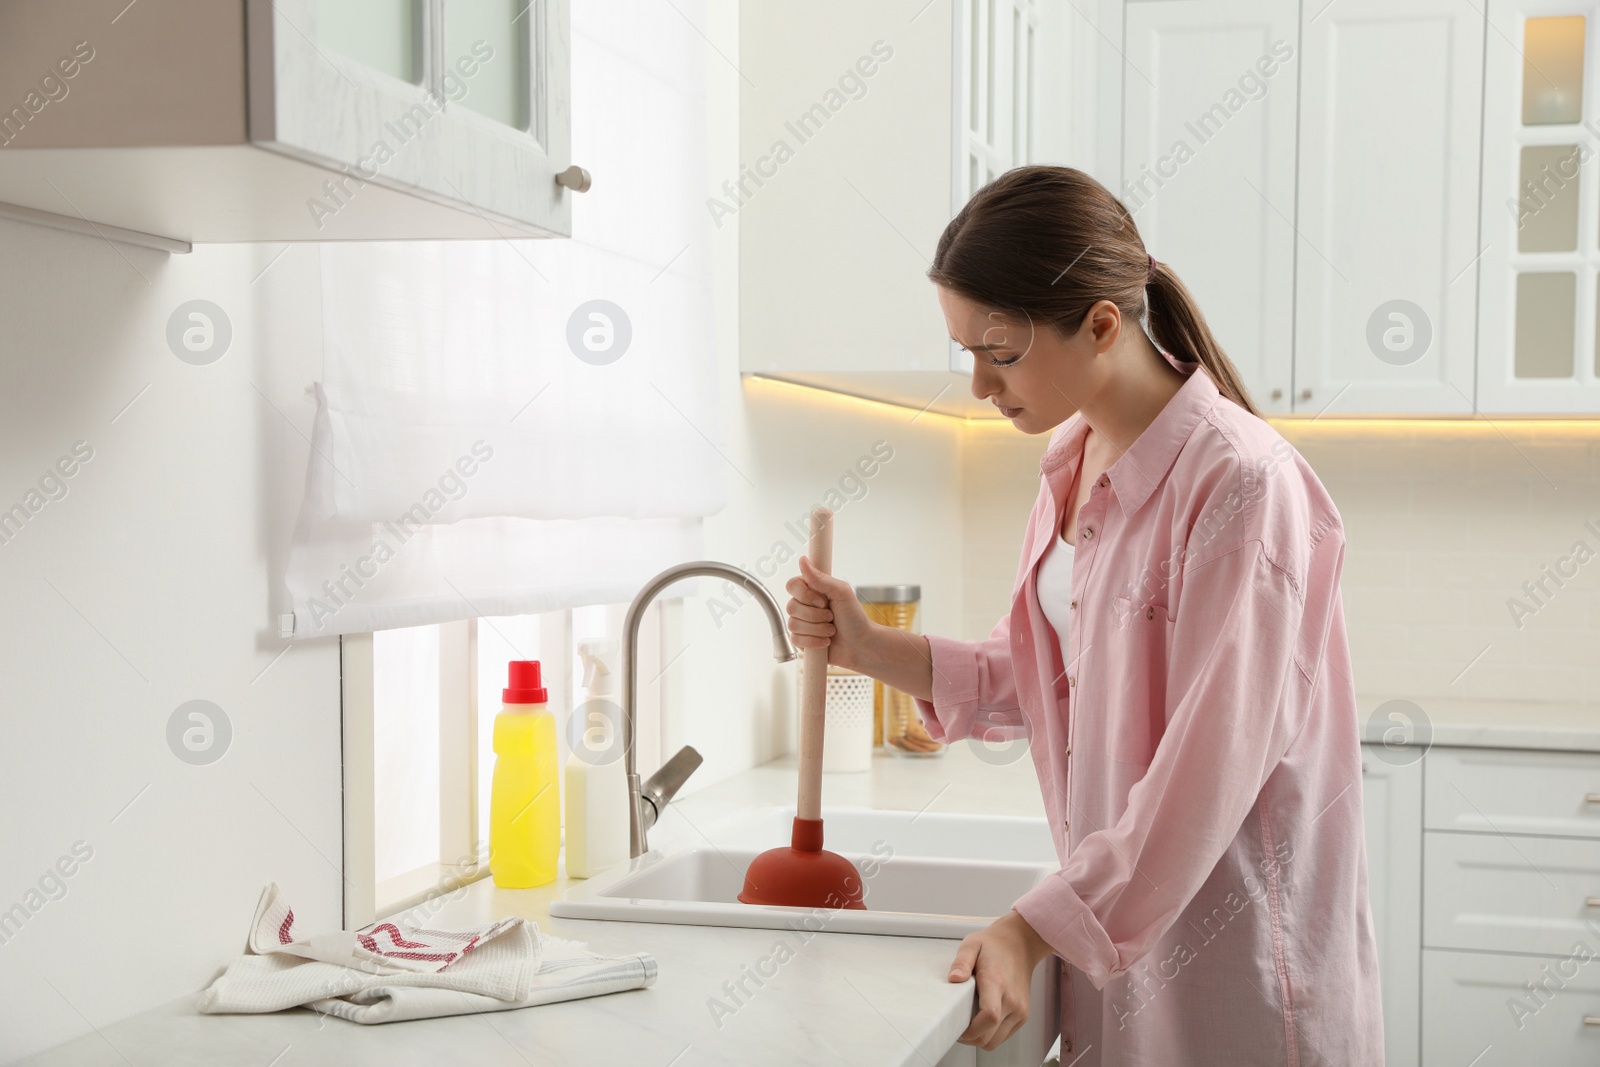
{"left": 854, "top": 584, "right": 920, "bottom": 603}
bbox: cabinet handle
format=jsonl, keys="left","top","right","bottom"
{"left": 1299, "top": 388, "right": 1313, "bottom": 401}
{"left": 1585, "top": 1015, "right": 1600, "bottom": 1027}
{"left": 556, "top": 165, "right": 593, "bottom": 193}
{"left": 1587, "top": 897, "right": 1600, "bottom": 908}
{"left": 1271, "top": 388, "right": 1284, "bottom": 401}
{"left": 1361, "top": 761, "right": 1368, "bottom": 776}
{"left": 1587, "top": 793, "right": 1600, "bottom": 803}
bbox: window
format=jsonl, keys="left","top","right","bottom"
{"left": 340, "top": 598, "right": 682, "bottom": 927}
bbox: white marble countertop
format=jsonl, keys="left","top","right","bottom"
{"left": 1356, "top": 695, "right": 1600, "bottom": 752}
{"left": 17, "top": 745, "right": 1047, "bottom": 1067}
{"left": 26, "top": 699, "right": 1594, "bottom": 1066}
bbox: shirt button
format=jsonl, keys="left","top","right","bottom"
{"left": 1082, "top": 527, "right": 1093, "bottom": 539}
{"left": 1145, "top": 606, "right": 1155, "bottom": 620}
{"left": 1098, "top": 475, "right": 1108, "bottom": 488}
{"left": 1067, "top": 674, "right": 1076, "bottom": 687}
{"left": 1069, "top": 598, "right": 1077, "bottom": 609}
{"left": 1062, "top": 818, "right": 1070, "bottom": 833}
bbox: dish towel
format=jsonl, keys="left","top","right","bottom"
{"left": 196, "top": 883, "right": 657, "bottom": 1024}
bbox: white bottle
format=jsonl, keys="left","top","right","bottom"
{"left": 564, "top": 639, "right": 630, "bottom": 878}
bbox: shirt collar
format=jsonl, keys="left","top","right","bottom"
{"left": 1038, "top": 359, "right": 1222, "bottom": 519}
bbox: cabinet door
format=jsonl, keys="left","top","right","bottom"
{"left": 247, "top": 0, "right": 572, "bottom": 238}
{"left": 1424, "top": 831, "right": 1600, "bottom": 958}
{"left": 1122, "top": 0, "right": 1298, "bottom": 415}
{"left": 1477, "top": 1, "right": 1600, "bottom": 413}
{"left": 1362, "top": 744, "right": 1424, "bottom": 1067}
{"left": 1295, "top": 0, "right": 1484, "bottom": 415}
{"left": 1423, "top": 948, "right": 1600, "bottom": 1065}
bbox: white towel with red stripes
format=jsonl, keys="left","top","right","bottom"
{"left": 196, "top": 883, "right": 657, "bottom": 1024}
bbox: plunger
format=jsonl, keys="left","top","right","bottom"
{"left": 738, "top": 506, "right": 867, "bottom": 911}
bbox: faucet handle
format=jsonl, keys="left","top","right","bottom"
{"left": 639, "top": 745, "right": 704, "bottom": 830}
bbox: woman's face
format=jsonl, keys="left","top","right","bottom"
{"left": 937, "top": 285, "right": 1126, "bottom": 434}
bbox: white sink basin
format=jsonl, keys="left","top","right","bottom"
{"left": 549, "top": 807, "right": 1059, "bottom": 938}
{"left": 699, "top": 805, "right": 1057, "bottom": 864}
{"left": 548, "top": 807, "right": 1063, "bottom": 1067}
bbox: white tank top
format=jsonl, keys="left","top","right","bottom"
{"left": 1035, "top": 529, "right": 1075, "bottom": 644}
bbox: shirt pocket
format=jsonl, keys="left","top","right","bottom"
{"left": 1105, "top": 594, "right": 1172, "bottom": 764}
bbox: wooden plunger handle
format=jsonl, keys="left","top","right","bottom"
{"left": 796, "top": 506, "right": 833, "bottom": 824}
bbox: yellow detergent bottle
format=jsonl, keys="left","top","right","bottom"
{"left": 490, "top": 660, "right": 560, "bottom": 888}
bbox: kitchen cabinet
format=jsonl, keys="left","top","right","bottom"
{"left": 1477, "top": 1, "right": 1600, "bottom": 413}
{"left": 1419, "top": 747, "right": 1600, "bottom": 1063}
{"left": 1295, "top": 0, "right": 1484, "bottom": 416}
{"left": 1419, "top": 754, "right": 1600, "bottom": 1061}
{"left": 1364, "top": 741, "right": 1600, "bottom": 1065}
{"left": 1423, "top": 949, "right": 1600, "bottom": 1065}
{"left": 738, "top": 0, "right": 1080, "bottom": 419}
{"left": 1121, "top": 0, "right": 1299, "bottom": 416}
{"left": 1361, "top": 744, "right": 1423, "bottom": 1067}
{"left": 1122, "top": 0, "right": 1485, "bottom": 417}
{"left": 0, "top": 0, "right": 577, "bottom": 246}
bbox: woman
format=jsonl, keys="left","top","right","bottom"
{"left": 785, "top": 166, "right": 1381, "bottom": 1064}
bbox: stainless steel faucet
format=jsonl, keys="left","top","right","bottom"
{"left": 624, "top": 561, "right": 797, "bottom": 858}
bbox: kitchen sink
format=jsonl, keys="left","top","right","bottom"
{"left": 548, "top": 807, "right": 1059, "bottom": 938}
{"left": 548, "top": 807, "right": 1063, "bottom": 1067}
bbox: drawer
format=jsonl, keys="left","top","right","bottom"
{"left": 1424, "top": 831, "right": 1600, "bottom": 957}
{"left": 1423, "top": 948, "right": 1600, "bottom": 1066}
{"left": 1425, "top": 748, "right": 1600, "bottom": 839}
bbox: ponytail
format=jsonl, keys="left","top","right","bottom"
{"left": 929, "top": 165, "right": 1261, "bottom": 418}
{"left": 1145, "top": 259, "right": 1260, "bottom": 417}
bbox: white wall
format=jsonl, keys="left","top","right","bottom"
{"left": 668, "top": 0, "right": 967, "bottom": 792}
{"left": 957, "top": 416, "right": 1600, "bottom": 710}
{"left": 0, "top": 2, "right": 971, "bottom": 1059}
{"left": 0, "top": 231, "right": 342, "bottom": 1060}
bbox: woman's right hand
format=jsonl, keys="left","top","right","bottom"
{"left": 784, "top": 555, "right": 878, "bottom": 672}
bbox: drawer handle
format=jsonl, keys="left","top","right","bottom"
{"left": 1586, "top": 1015, "right": 1600, "bottom": 1027}
{"left": 1588, "top": 793, "right": 1600, "bottom": 804}
{"left": 1588, "top": 897, "right": 1600, "bottom": 908}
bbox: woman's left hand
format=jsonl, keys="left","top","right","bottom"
{"left": 947, "top": 908, "right": 1055, "bottom": 1050}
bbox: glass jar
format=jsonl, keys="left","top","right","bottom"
{"left": 855, "top": 584, "right": 941, "bottom": 757}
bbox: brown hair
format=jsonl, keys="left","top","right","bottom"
{"left": 927, "top": 165, "right": 1260, "bottom": 417}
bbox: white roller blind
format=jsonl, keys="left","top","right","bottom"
{"left": 284, "top": 0, "right": 719, "bottom": 638}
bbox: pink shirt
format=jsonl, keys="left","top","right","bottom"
{"left": 915, "top": 359, "right": 1382, "bottom": 1065}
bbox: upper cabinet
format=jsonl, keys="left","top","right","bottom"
{"left": 0, "top": 0, "right": 578, "bottom": 245}
{"left": 1478, "top": 1, "right": 1600, "bottom": 413}
{"left": 1123, "top": 0, "right": 1600, "bottom": 416}
{"left": 1123, "top": 0, "right": 1486, "bottom": 417}
{"left": 1296, "top": 0, "right": 1484, "bottom": 416}
{"left": 1122, "top": 0, "right": 1299, "bottom": 416}
{"left": 737, "top": 0, "right": 1078, "bottom": 419}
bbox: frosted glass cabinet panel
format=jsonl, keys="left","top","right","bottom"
{"left": 1518, "top": 145, "right": 1582, "bottom": 250}
{"left": 251, "top": 0, "right": 572, "bottom": 239}
{"left": 1479, "top": 0, "right": 1600, "bottom": 412}
{"left": 1122, "top": 0, "right": 1299, "bottom": 415}
{"left": 1523, "top": 14, "right": 1586, "bottom": 124}
{"left": 1516, "top": 272, "right": 1578, "bottom": 377}
{"left": 1294, "top": 0, "right": 1484, "bottom": 415}
{"left": 315, "top": 0, "right": 422, "bottom": 84}
{"left": 445, "top": 0, "right": 532, "bottom": 130}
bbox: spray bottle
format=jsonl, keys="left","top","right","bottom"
{"left": 564, "top": 639, "right": 629, "bottom": 877}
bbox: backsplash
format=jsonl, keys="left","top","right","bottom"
{"left": 960, "top": 420, "right": 1600, "bottom": 708}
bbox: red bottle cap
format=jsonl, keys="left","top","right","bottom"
{"left": 503, "top": 660, "right": 548, "bottom": 704}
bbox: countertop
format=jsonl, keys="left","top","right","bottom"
{"left": 16, "top": 744, "right": 1048, "bottom": 1067}
{"left": 1356, "top": 695, "right": 1600, "bottom": 752}
{"left": 20, "top": 699, "right": 1598, "bottom": 1067}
